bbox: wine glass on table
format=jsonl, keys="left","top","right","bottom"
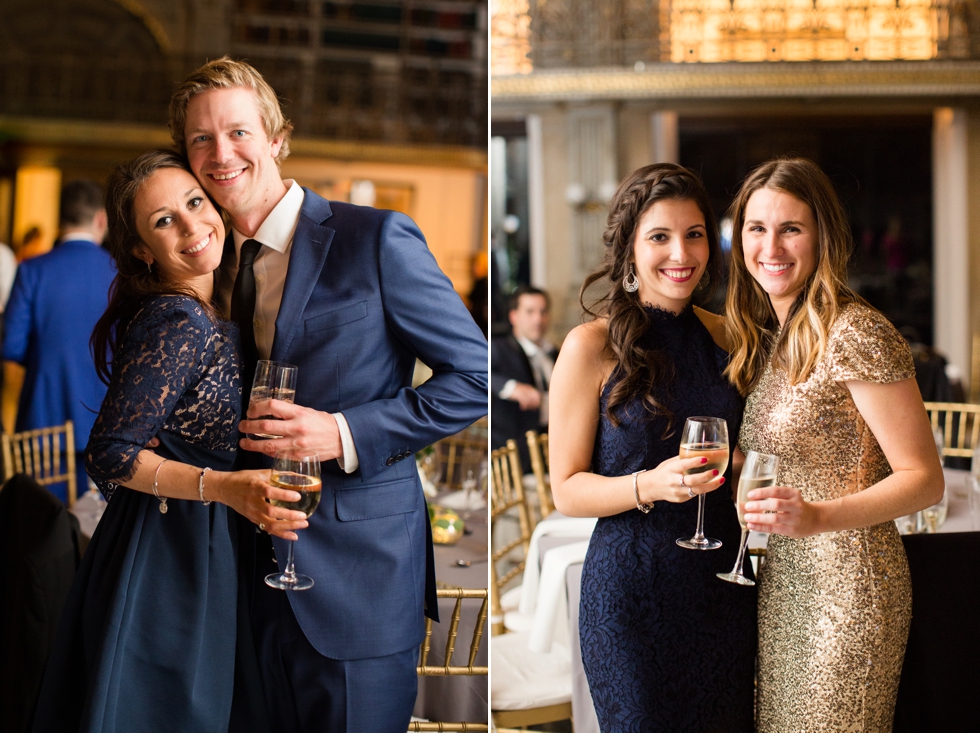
{"left": 265, "top": 448, "right": 321, "bottom": 591}
{"left": 248, "top": 360, "right": 297, "bottom": 439}
{"left": 718, "top": 450, "right": 778, "bottom": 586}
{"left": 675, "top": 416, "right": 728, "bottom": 550}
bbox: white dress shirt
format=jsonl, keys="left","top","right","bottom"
{"left": 499, "top": 334, "right": 555, "bottom": 426}
{"left": 218, "top": 180, "right": 359, "bottom": 472}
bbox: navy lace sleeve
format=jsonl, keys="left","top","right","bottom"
{"left": 85, "top": 296, "right": 219, "bottom": 497}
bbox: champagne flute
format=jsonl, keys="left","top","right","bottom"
{"left": 718, "top": 450, "right": 778, "bottom": 586}
{"left": 264, "top": 449, "right": 321, "bottom": 591}
{"left": 675, "top": 416, "right": 728, "bottom": 550}
{"left": 248, "top": 360, "right": 297, "bottom": 439}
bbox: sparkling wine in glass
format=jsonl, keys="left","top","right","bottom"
{"left": 248, "top": 360, "right": 297, "bottom": 440}
{"left": 265, "top": 449, "right": 321, "bottom": 591}
{"left": 718, "top": 450, "right": 778, "bottom": 586}
{"left": 675, "top": 417, "right": 728, "bottom": 551}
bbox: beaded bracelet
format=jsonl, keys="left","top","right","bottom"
{"left": 153, "top": 459, "right": 169, "bottom": 514}
{"left": 633, "top": 469, "right": 654, "bottom": 514}
{"left": 199, "top": 466, "right": 212, "bottom": 505}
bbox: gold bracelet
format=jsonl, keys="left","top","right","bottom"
{"left": 153, "top": 459, "right": 169, "bottom": 515}
{"left": 633, "top": 469, "right": 654, "bottom": 513}
{"left": 199, "top": 466, "right": 212, "bottom": 506}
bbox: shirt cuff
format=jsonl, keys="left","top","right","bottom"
{"left": 499, "top": 379, "right": 517, "bottom": 400}
{"left": 333, "top": 412, "right": 359, "bottom": 474}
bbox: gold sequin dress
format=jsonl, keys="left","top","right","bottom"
{"left": 739, "top": 303, "right": 914, "bottom": 733}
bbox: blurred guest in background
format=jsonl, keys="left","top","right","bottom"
{"left": 16, "top": 226, "right": 44, "bottom": 262}
{"left": 2, "top": 180, "right": 115, "bottom": 501}
{"left": 491, "top": 285, "right": 557, "bottom": 470}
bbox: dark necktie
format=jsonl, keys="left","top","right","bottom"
{"left": 230, "top": 238, "right": 262, "bottom": 409}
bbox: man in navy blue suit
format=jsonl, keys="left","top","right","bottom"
{"left": 2, "top": 181, "right": 115, "bottom": 502}
{"left": 169, "top": 58, "right": 488, "bottom": 732}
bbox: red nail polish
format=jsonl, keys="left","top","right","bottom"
{"left": 712, "top": 469, "right": 719, "bottom": 476}
{"left": 701, "top": 457, "right": 708, "bottom": 464}
{"left": 719, "top": 477, "right": 726, "bottom": 485}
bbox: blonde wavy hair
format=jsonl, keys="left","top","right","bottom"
{"left": 168, "top": 56, "right": 294, "bottom": 167}
{"left": 725, "top": 158, "right": 864, "bottom": 395}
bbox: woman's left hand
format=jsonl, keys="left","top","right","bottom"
{"left": 743, "top": 485, "right": 822, "bottom": 538}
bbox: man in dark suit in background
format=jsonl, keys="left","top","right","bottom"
{"left": 491, "top": 286, "right": 557, "bottom": 470}
{"left": 2, "top": 181, "right": 115, "bottom": 501}
{"left": 170, "top": 57, "right": 488, "bottom": 733}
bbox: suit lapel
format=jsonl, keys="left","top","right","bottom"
{"left": 271, "top": 190, "right": 335, "bottom": 360}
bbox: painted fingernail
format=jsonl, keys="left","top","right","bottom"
{"left": 712, "top": 469, "right": 719, "bottom": 476}
{"left": 719, "top": 477, "right": 726, "bottom": 485}
{"left": 701, "top": 457, "right": 708, "bottom": 464}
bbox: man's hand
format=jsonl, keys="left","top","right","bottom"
{"left": 239, "top": 399, "right": 344, "bottom": 461}
{"left": 508, "top": 382, "right": 541, "bottom": 411}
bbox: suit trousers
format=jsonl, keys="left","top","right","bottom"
{"left": 251, "top": 535, "right": 419, "bottom": 733}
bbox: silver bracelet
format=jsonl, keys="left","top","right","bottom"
{"left": 153, "top": 459, "right": 169, "bottom": 514}
{"left": 633, "top": 469, "right": 654, "bottom": 513}
{"left": 199, "top": 466, "right": 212, "bottom": 505}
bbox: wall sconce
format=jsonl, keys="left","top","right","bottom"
{"left": 565, "top": 181, "right": 618, "bottom": 213}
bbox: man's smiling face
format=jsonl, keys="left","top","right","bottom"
{"left": 183, "top": 86, "right": 284, "bottom": 226}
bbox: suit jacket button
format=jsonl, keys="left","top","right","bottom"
{"left": 385, "top": 457, "right": 395, "bottom": 466}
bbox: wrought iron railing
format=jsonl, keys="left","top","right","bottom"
{"left": 492, "top": 0, "right": 980, "bottom": 75}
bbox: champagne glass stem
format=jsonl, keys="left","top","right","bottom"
{"left": 693, "top": 493, "right": 707, "bottom": 541}
{"left": 731, "top": 527, "right": 750, "bottom": 577}
{"left": 282, "top": 540, "right": 298, "bottom": 583}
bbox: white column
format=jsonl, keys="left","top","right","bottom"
{"left": 527, "top": 113, "right": 548, "bottom": 289}
{"left": 933, "top": 107, "right": 970, "bottom": 389}
{"left": 651, "top": 110, "right": 679, "bottom": 164}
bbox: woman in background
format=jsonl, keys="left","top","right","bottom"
{"left": 549, "top": 163, "right": 756, "bottom": 732}
{"left": 727, "top": 157, "right": 942, "bottom": 732}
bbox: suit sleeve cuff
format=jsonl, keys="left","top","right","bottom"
{"left": 333, "top": 412, "right": 359, "bottom": 474}
{"left": 499, "top": 379, "right": 517, "bottom": 400}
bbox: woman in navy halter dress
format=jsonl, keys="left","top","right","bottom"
{"left": 549, "top": 164, "right": 756, "bottom": 733}
{"left": 31, "top": 150, "right": 307, "bottom": 733}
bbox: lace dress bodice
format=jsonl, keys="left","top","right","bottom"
{"left": 86, "top": 294, "right": 241, "bottom": 498}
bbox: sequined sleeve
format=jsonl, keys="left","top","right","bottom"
{"left": 85, "top": 295, "right": 216, "bottom": 496}
{"left": 827, "top": 303, "right": 915, "bottom": 384}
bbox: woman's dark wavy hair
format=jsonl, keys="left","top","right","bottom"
{"left": 92, "top": 149, "right": 220, "bottom": 384}
{"left": 580, "top": 163, "right": 722, "bottom": 431}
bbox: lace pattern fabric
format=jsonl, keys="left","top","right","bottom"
{"left": 85, "top": 295, "right": 241, "bottom": 499}
{"left": 579, "top": 305, "right": 756, "bottom": 733}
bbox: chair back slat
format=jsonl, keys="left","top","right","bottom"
{"left": 1, "top": 421, "right": 77, "bottom": 505}
{"left": 489, "top": 440, "right": 532, "bottom": 635}
{"left": 525, "top": 430, "right": 554, "bottom": 523}
{"left": 416, "top": 588, "right": 489, "bottom": 677}
{"left": 924, "top": 402, "right": 980, "bottom": 459}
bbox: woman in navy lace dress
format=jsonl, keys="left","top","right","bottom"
{"left": 32, "top": 150, "right": 308, "bottom": 733}
{"left": 550, "top": 164, "right": 756, "bottom": 732}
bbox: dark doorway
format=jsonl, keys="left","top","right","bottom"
{"left": 679, "top": 115, "right": 934, "bottom": 345}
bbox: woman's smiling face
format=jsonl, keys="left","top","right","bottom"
{"left": 630, "top": 197, "right": 710, "bottom": 314}
{"left": 741, "top": 187, "right": 818, "bottom": 324}
{"left": 132, "top": 167, "right": 225, "bottom": 297}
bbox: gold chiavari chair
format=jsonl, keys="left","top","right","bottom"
{"left": 923, "top": 402, "right": 980, "bottom": 459}
{"left": 408, "top": 588, "right": 489, "bottom": 732}
{"left": 524, "top": 431, "right": 554, "bottom": 524}
{"left": 431, "top": 419, "right": 488, "bottom": 491}
{"left": 1, "top": 420, "right": 77, "bottom": 506}
{"left": 490, "top": 443, "right": 572, "bottom": 730}
{"left": 490, "top": 440, "right": 532, "bottom": 636}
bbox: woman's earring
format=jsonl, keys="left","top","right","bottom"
{"left": 146, "top": 260, "right": 152, "bottom": 274}
{"left": 695, "top": 269, "right": 710, "bottom": 293}
{"left": 623, "top": 263, "right": 639, "bottom": 293}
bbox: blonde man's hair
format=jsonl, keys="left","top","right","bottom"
{"left": 724, "top": 158, "right": 865, "bottom": 395}
{"left": 169, "top": 56, "right": 294, "bottom": 166}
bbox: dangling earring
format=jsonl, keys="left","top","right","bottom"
{"left": 623, "top": 263, "right": 639, "bottom": 293}
{"left": 146, "top": 260, "right": 152, "bottom": 274}
{"left": 695, "top": 269, "right": 710, "bottom": 293}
